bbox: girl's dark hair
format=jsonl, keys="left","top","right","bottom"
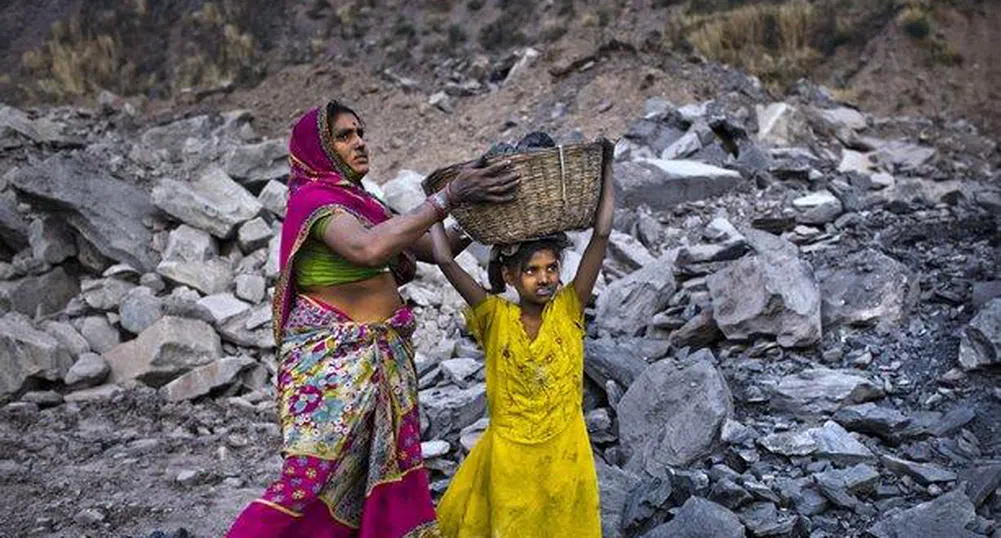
{"left": 487, "top": 235, "right": 569, "bottom": 294}
{"left": 326, "top": 100, "right": 364, "bottom": 126}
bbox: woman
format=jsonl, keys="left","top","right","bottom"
{"left": 225, "top": 101, "right": 519, "bottom": 538}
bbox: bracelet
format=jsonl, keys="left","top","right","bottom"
{"left": 426, "top": 184, "right": 453, "bottom": 220}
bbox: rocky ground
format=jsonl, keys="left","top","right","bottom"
{"left": 1, "top": 46, "right": 1001, "bottom": 538}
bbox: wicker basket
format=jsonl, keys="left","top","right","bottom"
{"left": 423, "top": 142, "right": 604, "bottom": 245}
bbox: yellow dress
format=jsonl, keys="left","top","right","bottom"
{"left": 436, "top": 284, "right": 601, "bottom": 538}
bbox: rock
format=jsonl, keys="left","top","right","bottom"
{"left": 81, "top": 277, "right": 136, "bottom": 311}
{"left": 438, "top": 358, "right": 482, "bottom": 389}
{"left": 0, "top": 266, "right": 80, "bottom": 316}
{"left": 641, "top": 496, "right": 745, "bottom": 538}
{"left": 152, "top": 167, "right": 263, "bottom": 238}
{"left": 223, "top": 139, "right": 288, "bottom": 185}
{"left": 381, "top": 170, "right": 426, "bottom": 213}
{"left": 972, "top": 281, "right": 1001, "bottom": 309}
{"left": 258, "top": 180, "right": 288, "bottom": 218}
{"left": 28, "top": 217, "right": 76, "bottom": 264}
{"left": 63, "top": 384, "right": 123, "bottom": 403}
{"left": 0, "top": 195, "right": 29, "bottom": 251}
{"left": 738, "top": 501, "right": 795, "bottom": 537}
{"left": 677, "top": 243, "right": 749, "bottom": 265}
{"left": 21, "top": 390, "right": 63, "bottom": 407}
{"left": 586, "top": 408, "right": 616, "bottom": 443}
{"left": 707, "top": 250, "right": 821, "bottom": 348}
{"left": 176, "top": 469, "right": 201, "bottom": 487}
{"left": 670, "top": 307, "right": 724, "bottom": 350}
{"left": 79, "top": 315, "right": 120, "bottom": 354}
{"left": 623, "top": 474, "right": 675, "bottom": 533}
{"left": 759, "top": 429, "right": 817, "bottom": 457}
{"left": 596, "top": 460, "right": 643, "bottom": 538}
{"left": 42, "top": 321, "right": 90, "bottom": 358}
{"left": 833, "top": 403, "right": 911, "bottom": 443}
{"left": 197, "top": 293, "right": 252, "bottom": 325}
{"left": 963, "top": 465, "right": 1001, "bottom": 507}
{"left": 775, "top": 477, "right": 827, "bottom": 517}
{"left": 880, "top": 455, "right": 958, "bottom": 486}
{"left": 584, "top": 337, "right": 664, "bottom": 389}
{"left": 838, "top": 149, "right": 880, "bottom": 176}
{"left": 817, "top": 249, "right": 919, "bottom": 330}
{"left": 429, "top": 91, "right": 453, "bottom": 113}
{"left": 661, "top": 131, "right": 703, "bottom": 160}
{"left": 595, "top": 252, "right": 677, "bottom": 336}
{"left": 810, "top": 420, "right": 874, "bottom": 464}
{"left": 710, "top": 479, "right": 752, "bottom": 511}
{"left": 618, "top": 350, "right": 733, "bottom": 473}
{"left": 421, "top": 440, "right": 450, "bottom": 459}
{"left": 120, "top": 286, "right": 165, "bottom": 334}
{"left": 615, "top": 160, "right": 742, "bottom": 211}
{"left": 216, "top": 305, "right": 275, "bottom": 349}
{"left": 234, "top": 274, "right": 267, "bottom": 304}
{"left": 64, "top": 353, "right": 110, "bottom": 388}
{"left": 870, "top": 172, "right": 895, "bottom": 190}
{"left": 157, "top": 258, "right": 233, "bottom": 296}
{"left": 768, "top": 368, "right": 883, "bottom": 415}
{"left": 0, "top": 313, "right": 74, "bottom": 397}
{"left": 0, "top": 104, "right": 71, "bottom": 145}
{"left": 793, "top": 190, "right": 843, "bottom": 225}
{"left": 756, "top": 103, "right": 810, "bottom": 146}
{"left": 814, "top": 463, "right": 880, "bottom": 495}
{"left": 867, "top": 489, "right": 978, "bottom": 538}
{"left": 958, "top": 298, "right": 1001, "bottom": 370}
{"left": 816, "top": 106, "right": 867, "bottom": 131}
{"left": 419, "top": 384, "right": 487, "bottom": 441}
{"left": 609, "top": 230, "right": 656, "bottom": 271}
{"left": 160, "top": 356, "right": 256, "bottom": 401}
{"left": 104, "top": 316, "right": 222, "bottom": 387}
{"left": 459, "top": 418, "right": 489, "bottom": 452}
{"left": 73, "top": 508, "right": 106, "bottom": 526}
{"left": 9, "top": 153, "right": 159, "bottom": 271}
{"left": 237, "top": 217, "right": 273, "bottom": 253}
{"left": 876, "top": 140, "right": 937, "bottom": 172}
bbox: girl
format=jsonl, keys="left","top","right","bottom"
{"left": 430, "top": 139, "right": 616, "bottom": 537}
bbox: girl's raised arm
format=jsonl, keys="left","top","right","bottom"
{"left": 430, "top": 221, "right": 488, "bottom": 308}
{"left": 573, "top": 138, "right": 616, "bottom": 307}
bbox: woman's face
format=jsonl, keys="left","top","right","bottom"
{"left": 330, "top": 112, "right": 369, "bottom": 177}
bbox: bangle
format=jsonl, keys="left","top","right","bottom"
{"left": 427, "top": 188, "right": 452, "bottom": 220}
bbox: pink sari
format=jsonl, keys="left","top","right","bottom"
{"left": 225, "top": 104, "right": 437, "bottom": 538}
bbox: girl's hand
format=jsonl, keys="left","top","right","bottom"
{"left": 429, "top": 222, "right": 454, "bottom": 266}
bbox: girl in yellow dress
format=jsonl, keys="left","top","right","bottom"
{"left": 427, "top": 140, "right": 615, "bottom": 537}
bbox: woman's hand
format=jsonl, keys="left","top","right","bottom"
{"left": 449, "top": 159, "right": 520, "bottom": 205}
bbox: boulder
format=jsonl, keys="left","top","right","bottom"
{"left": 64, "top": 352, "right": 110, "bottom": 388}
{"left": 9, "top": 153, "right": 159, "bottom": 271}
{"left": 119, "top": 286, "right": 165, "bottom": 334}
{"left": 160, "top": 356, "right": 256, "bottom": 401}
{"left": 0, "top": 195, "right": 29, "bottom": 252}
{"left": 223, "top": 139, "right": 288, "bottom": 185}
{"left": 104, "top": 316, "right": 222, "bottom": 387}
{"left": 0, "top": 266, "right": 80, "bottom": 316}
{"left": 151, "top": 167, "right": 263, "bottom": 238}
{"left": 767, "top": 368, "right": 883, "bottom": 415}
{"left": 755, "top": 103, "right": 811, "bottom": 146}
{"left": 28, "top": 217, "right": 77, "bottom": 264}
{"left": 0, "top": 313, "right": 74, "bottom": 397}
{"left": 618, "top": 351, "right": 733, "bottom": 473}
{"left": 817, "top": 249, "right": 919, "bottom": 329}
{"left": 419, "top": 384, "right": 487, "bottom": 441}
{"left": 641, "top": 496, "right": 745, "bottom": 538}
{"left": 258, "top": 180, "right": 288, "bottom": 218}
{"left": 596, "top": 460, "right": 643, "bottom": 538}
{"left": 867, "top": 489, "right": 977, "bottom": 538}
{"left": 615, "top": 160, "right": 742, "bottom": 211}
{"left": 958, "top": 298, "right": 1001, "bottom": 370}
{"left": 595, "top": 253, "right": 677, "bottom": 336}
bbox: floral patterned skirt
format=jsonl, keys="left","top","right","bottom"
{"left": 226, "top": 295, "right": 440, "bottom": 538}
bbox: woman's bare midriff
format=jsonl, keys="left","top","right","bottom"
{"left": 301, "top": 272, "right": 404, "bottom": 323}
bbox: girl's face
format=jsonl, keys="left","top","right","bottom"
{"left": 503, "top": 249, "right": 561, "bottom": 306}
{"left": 330, "top": 112, "right": 369, "bottom": 177}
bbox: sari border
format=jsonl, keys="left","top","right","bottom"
{"left": 251, "top": 499, "right": 303, "bottom": 518}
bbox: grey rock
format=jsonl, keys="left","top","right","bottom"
{"left": 421, "top": 440, "right": 450, "bottom": 459}
{"left": 73, "top": 508, "right": 106, "bottom": 526}
{"left": 756, "top": 102, "right": 811, "bottom": 146}
{"left": 197, "top": 293, "right": 252, "bottom": 325}
{"left": 769, "top": 368, "right": 883, "bottom": 415}
{"left": 234, "top": 274, "right": 267, "bottom": 304}
{"left": 151, "top": 167, "right": 263, "bottom": 238}
{"left": 641, "top": 496, "right": 745, "bottom": 538}
{"left": 9, "top": 153, "right": 159, "bottom": 271}
{"left": 63, "top": 384, "right": 123, "bottom": 403}
{"left": 104, "top": 316, "right": 222, "bottom": 387}
{"left": 223, "top": 139, "right": 288, "bottom": 185}
{"left": 707, "top": 251, "right": 821, "bottom": 348}
{"left": 817, "top": 249, "right": 919, "bottom": 329}
{"left": 584, "top": 337, "right": 664, "bottom": 389}
{"left": 738, "top": 501, "right": 795, "bottom": 537}
{"left": 0, "top": 313, "right": 74, "bottom": 397}
{"left": 815, "top": 106, "right": 867, "bottom": 131}
{"left": 42, "top": 321, "right": 90, "bottom": 358}
{"left": 670, "top": 307, "right": 724, "bottom": 350}
{"left": 439, "top": 358, "right": 482, "bottom": 389}
{"left": 81, "top": 277, "right": 136, "bottom": 311}
{"left": 963, "top": 465, "right": 1001, "bottom": 507}
{"left": 160, "top": 356, "right": 256, "bottom": 401}
{"left": 867, "top": 489, "right": 977, "bottom": 538}
{"left": 815, "top": 463, "right": 880, "bottom": 495}
{"left": 615, "top": 160, "right": 742, "bottom": 211}
{"left": 623, "top": 475, "right": 675, "bottom": 533}
{"left": 216, "top": 305, "right": 275, "bottom": 349}
{"left": 163, "top": 225, "right": 217, "bottom": 262}
{"left": 595, "top": 252, "right": 676, "bottom": 336}
{"left": 258, "top": 180, "right": 288, "bottom": 218}
{"left": 28, "top": 217, "right": 76, "bottom": 264}
{"left": 0, "top": 195, "right": 29, "bottom": 251}
{"left": 0, "top": 266, "right": 80, "bottom": 316}
{"left": 79, "top": 315, "right": 120, "bottom": 354}
{"left": 775, "top": 477, "right": 828, "bottom": 517}
{"left": 793, "top": 191, "right": 844, "bottom": 225}
{"left": 119, "top": 286, "right": 165, "bottom": 334}
{"left": 21, "top": 390, "right": 63, "bottom": 407}
{"left": 459, "top": 418, "right": 489, "bottom": 452}
{"left": 833, "top": 403, "right": 911, "bottom": 443}
{"left": 758, "top": 429, "right": 817, "bottom": 457}
{"left": 810, "top": 420, "right": 874, "bottom": 464}
{"left": 237, "top": 217, "right": 273, "bottom": 253}
{"left": 880, "top": 455, "right": 957, "bottom": 486}
{"left": 0, "top": 105, "right": 71, "bottom": 145}
{"left": 609, "top": 230, "right": 656, "bottom": 271}
{"left": 972, "top": 281, "right": 1001, "bottom": 309}
{"left": 619, "top": 350, "right": 733, "bottom": 473}
{"left": 157, "top": 257, "right": 233, "bottom": 296}
{"left": 64, "top": 352, "right": 110, "bottom": 388}
{"left": 661, "top": 130, "right": 703, "bottom": 160}
{"left": 958, "top": 298, "right": 1001, "bottom": 370}
{"left": 876, "top": 140, "right": 937, "bottom": 172}
{"left": 381, "top": 170, "right": 426, "bottom": 213}
{"left": 710, "top": 479, "right": 753, "bottom": 510}
{"left": 586, "top": 408, "right": 616, "bottom": 443}
{"left": 419, "top": 384, "right": 487, "bottom": 441}
{"left": 597, "top": 460, "right": 643, "bottom": 538}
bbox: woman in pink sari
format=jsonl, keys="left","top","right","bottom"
{"left": 226, "top": 101, "right": 519, "bottom": 538}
